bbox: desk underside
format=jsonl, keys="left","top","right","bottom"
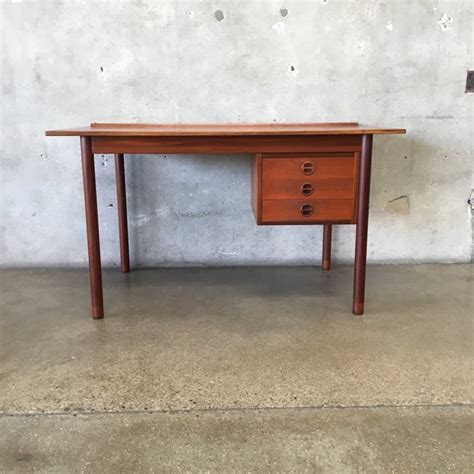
{"left": 91, "top": 135, "right": 363, "bottom": 154}
{"left": 87, "top": 134, "right": 364, "bottom": 227}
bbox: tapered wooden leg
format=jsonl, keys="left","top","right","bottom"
{"left": 81, "top": 137, "right": 104, "bottom": 319}
{"left": 353, "top": 135, "right": 373, "bottom": 315}
{"left": 322, "top": 224, "right": 332, "bottom": 270}
{"left": 114, "top": 153, "right": 130, "bottom": 273}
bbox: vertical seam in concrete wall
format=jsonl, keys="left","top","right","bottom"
{"left": 470, "top": 190, "right": 474, "bottom": 263}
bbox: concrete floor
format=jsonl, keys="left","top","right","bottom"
{"left": 0, "top": 265, "right": 472, "bottom": 472}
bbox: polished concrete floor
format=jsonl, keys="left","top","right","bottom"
{"left": 0, "top": 265, "right": 472, "bottom": 472}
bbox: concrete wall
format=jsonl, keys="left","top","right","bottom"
{"left": 1, "top": 0, "right": 473, "bottom": 267}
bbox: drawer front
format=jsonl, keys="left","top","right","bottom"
{"left": 262, "top": 156, "right": 356, "bottom": 180}
{"left": 261, "top": 199, "right": 354, "bottom": 224}
{"left": 262, "top": 177, "right": 354, "bottom": 200}
{"left": 261, "top": 155, "right": 356, "bottom": 200}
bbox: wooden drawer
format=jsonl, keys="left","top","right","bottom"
{"left": 262, "top": 155, "right": 356, "bottom": 180}
{"left": 262, "top": 177, "right": 354, "bottom": 200}
{"left": 261, "top": 199, "right": 354, "bottom": 224}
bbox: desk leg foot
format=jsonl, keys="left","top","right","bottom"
{"left": 81, "top": 137, "right": 104, "bottom": 319}
{"left": 115, "top": 153, "right": 130, "bottom": 273}
{"left": 322, "top": 224, "right": 332, "bottom": 270}
{"left": 352, "top": 135, "right": 373, "bottom": 316}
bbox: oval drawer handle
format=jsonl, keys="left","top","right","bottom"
{"left": 302, "top": 161, "right": 315, "bottom": 175}
{"left": 301, "top": 183, "right": 314, "bottom": 196}
{"left": 300, "top": 204, "right": 313, "bottom": 217}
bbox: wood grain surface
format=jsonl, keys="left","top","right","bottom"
{"left": 46, "top": 122, "right": 406, "bottom": 136}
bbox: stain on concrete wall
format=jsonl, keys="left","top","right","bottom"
{"left": 385, "top": 195, "right": 410, "bottom": 216}
{"left": 0, "top": 0, "right": 472, "bottom": 266}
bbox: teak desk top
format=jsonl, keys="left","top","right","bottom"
{"left": 46, "top": 122, "right": 406, "bottom": 136}
{"left": 45, "top": 122, "right": 406, "bottom": 319}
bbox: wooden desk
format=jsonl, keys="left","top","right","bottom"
{"left": 45, "top": 123, "right": 406, "bottom": 319}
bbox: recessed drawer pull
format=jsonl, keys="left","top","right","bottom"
{"left": 301, "top": 183, "right": 314, "bottom": 196}
{"left": 300, "top": 204, "right": 313, "bottom": 217}
{"left": 302, "top": 161, "right": 315, "bottom": 175}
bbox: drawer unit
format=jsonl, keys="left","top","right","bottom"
{"left": 251, "top": 153, "right": 359, "bottom": 224}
